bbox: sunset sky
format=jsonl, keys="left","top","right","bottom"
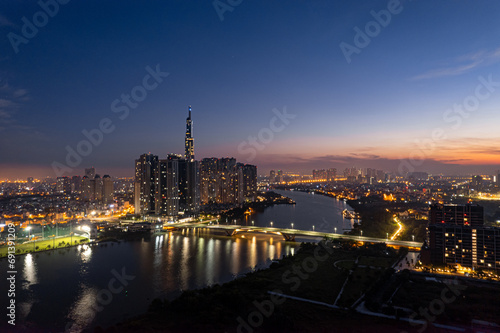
{"left": 1, "top": 0, "right": 500, "bottom": 179}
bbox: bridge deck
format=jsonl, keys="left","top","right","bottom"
{"left": 167, "top": 223, "right": 422, "bottom": 248}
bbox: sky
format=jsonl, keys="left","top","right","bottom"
{"left": 1, "top": 0, "right": 500, "bottom": 179}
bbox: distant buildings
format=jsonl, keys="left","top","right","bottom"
{"left": 56, "top": 168, "right": 114, "bottom": 206}
{"left": 81, "top": 173, "right": 114, "bottom": 205}
{"left": 312, "top": 169, "right": 327, "bottom": 180}
{"left": 424, "top": 203, "right": 500, "bottom": 272}
{"left": 408, "top": 172, "right": 428, "bottom": 181}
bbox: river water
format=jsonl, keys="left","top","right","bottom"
{"left": 0, "top": 190, "right": 352, "bottom": 332}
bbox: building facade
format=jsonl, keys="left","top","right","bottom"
{"left": 425, "top": 203, "right": 500, "bottom": 271}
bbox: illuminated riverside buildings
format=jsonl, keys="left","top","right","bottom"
{"left": 134, "top": 153, "right": 158, "bottom": 215}
{"left": 425, "top": 204, "right": 500, "bottom": 272}
{"left": 134, "top": 107, "right": 203, "bottom": 217}
{"left": 200, "top": 158, "right": 257, "bottom": 205}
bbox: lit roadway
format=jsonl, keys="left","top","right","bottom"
{"left": 170, "top": 222, "right": 422, "bottom": 249}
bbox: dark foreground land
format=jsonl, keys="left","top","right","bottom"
{"left": 95, "top": 239, "right": 500, "bottom": 333}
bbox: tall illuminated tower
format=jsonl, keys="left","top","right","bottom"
{"left": 185, "top": 106, "right": 194, "bottom": 161}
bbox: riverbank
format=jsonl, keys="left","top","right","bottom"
{"left": 0, "top": 235, "right": 89, "bottom": 258}
{"left": 103, "top": 238, "right": 500, "bottom": 333}
{"left": 219, "top": 191, "right": 295, "bottom": 221}
{"left": 104, "top": 240, "right": 415, "bottom": 332}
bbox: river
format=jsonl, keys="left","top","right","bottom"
{"left": 0, "top": 190, "right": 352, "bottom": 332}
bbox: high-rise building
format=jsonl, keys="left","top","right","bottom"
{"left": 424, "top": 203, "right": 500, "bottom": 271}
{"left": 94, "top": 175, "right": 103, "bottom": 202}
{"left": 200, "top": 158, "right": 256, "bottom": 205}
{"left": 102, "top": 175, "right": 113, "bottom": 205}
{"left": 134, "top": 153, "right": 158, "bottom": 215}
{"left": 82, "top": 176, "right": 92, "bottom": 201}
{"left": 201, "top": 158, "right": 219, "bottom": 204}
{"left": 269, "top": 170, "right": 276, "bottom": 184}
{"left": 184, "top": 159, "right": 200, "bottom": 215}
{"left": 185, "top": 106, "right": 194, "bottom": 161}
{"left": 326, "top": 168, "right": 337, "bottom": 182}
{"left": 471, "top": 175, "right": 483, "bottom": 191}
{"left": 56, "top": 176, "right": 71, "bottom": 194}
{"left": 71, "top": 175, "right": 81, "bottom": 194}
{"left": 156, "top": 155, "right": 179, "bottom": 216}
{"left": 430, "top": 203, "right": 483, "bottom": 227}
{"left": 242, "top": 164, "right": 257, "bottom": 201}
{"left": 276, "top": 170, "right": 283, "bottom": 183}
{"left": 85, "top": 167, "right": 96, "bottom": 179}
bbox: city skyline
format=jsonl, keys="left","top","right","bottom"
{"left": 1, "top": 1, "right": 500, "bottom": 179}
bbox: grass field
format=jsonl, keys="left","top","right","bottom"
{"left": 0, "top": 236, "right": 88, "bottom": 257}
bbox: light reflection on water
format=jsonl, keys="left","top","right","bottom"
{"left": 0, "top": 190, "right": 350, "bottom": 332}
{"left": 0, "top": 231, "right": 297, "bottom": 332}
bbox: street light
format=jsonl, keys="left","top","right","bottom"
{"left": 412, "top": 235, "right": 415, "bottom": 242}
{"left": 291, "top": 223, "right": 294, "bottom": 229}
{"left": 251, "top": 221, "right": 254, "bottom": 226}
{"left": 334, "top": 227, "right": 337, "bottom": 234}
{"left": 270, "top": 221, "right": 273, "bottom": 227}
{"left": 386, "top": 232, "right": 389, "bottom": 240}
{"left": 312, "top": 225, "right": 315, "bottom": 231}
{"left": 361, "top": 230, "right": 363, "bottom": 237}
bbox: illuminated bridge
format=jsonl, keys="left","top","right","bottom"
{"left": 166, "top": 221, "right": 422, "bottom": 249}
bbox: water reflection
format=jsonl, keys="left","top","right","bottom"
{"left": 80, "top": 245, "right": 92, "bottom": 263}
{"left": 67, "top": 284, "right": 98, "bottom": 332}
{"left": 1, "top": 232, "right": 299, "bottom": 332}
{"left": 23, "top": 253, "right": 38, "bottom": 287}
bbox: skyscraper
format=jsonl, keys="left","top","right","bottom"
{"left": 134, "top": 153, "right": 158, "bottom": 215}
{"left": 156, "top": 155, "right": 179, "bottom": 217}
{"left": 102, "top": 175, "right": 114, "bottom": 205}
{"left": 185, "top": 106, "right": 194, "bottom": 161}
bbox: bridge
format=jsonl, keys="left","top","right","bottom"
{"left": 165, "top": 221, "right": 422, "bottom": 249}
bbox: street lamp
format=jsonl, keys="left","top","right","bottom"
{"left": 386, "top": 232, "right": 389, "bottom": 240}
{"left": 291, "top": 223, "right": 294, "bottom": 229}
{"left": 251, "top": 221, "right": 254, "bottom": 226}
{"left": 361, "top": 230, "right": 363, "bottom": 237}
{"left": 412, "top": 235, "right": 415, "bottom": 242}
{"left": 312, "top": 225, "right": 315, "bottom": 231}
{"left": 270, "top": 221, "right": 273, "bottom": 227}
{"left": 26, "top": 226, "right": 31, "bottom": 240}
{"left": 334, "top": 227, "right": 337, "bottom": 234}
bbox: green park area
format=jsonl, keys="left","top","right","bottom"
{"left": 0, "top": 236, "right": 88, "bottom": 257}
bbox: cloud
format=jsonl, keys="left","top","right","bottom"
{"left": 0, "top": 84, "right": 29, "bottom": 125}
{"left": 411, "top": 47, "right": 500, "bottom": 80}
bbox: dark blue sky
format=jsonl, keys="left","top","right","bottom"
{"left": 1, "top": 0, "right": 500, "bottom": 179}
